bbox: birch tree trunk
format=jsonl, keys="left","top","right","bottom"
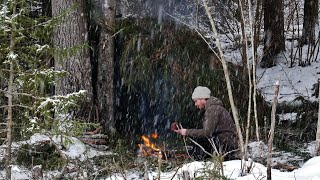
{"left": 252, "top": 0, "right": 263, "bottom": 141}
{"left": 97, "top": 0, "right": 116, "bottom": 131}
{"left": 267, "top": 81, "right": 280, "bottom": 180}
{"left": 316, "top": 79, "right": 320, "bottom": 156}
{"left": 51, "top": 0, "right": 92, "bottom": 98}
{"left": 238, "top": 0, "right": 253, "bottom": 159}
{"left": 252, "top": 0, "right": 262, "bottom": 142}
{"left": 200, "top": 0, "right": 245, "bottom": 162}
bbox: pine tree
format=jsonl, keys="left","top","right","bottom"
{"left": 0, "top": 1, "right": 94, "bottom": 177}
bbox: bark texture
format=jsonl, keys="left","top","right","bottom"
{"left": 261, "top": 0, "right": 285, "bottom": 68}
{"left": 52, "top": 0, "right": 92, "bottom": 98}
{"left": 97, "top": 0, "right": 116, "bottom": 131}
{"left": 300, "top": 0, "right": 319, "bottom": 45}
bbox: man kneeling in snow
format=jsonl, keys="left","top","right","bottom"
{"left": 172, "top": 86, "right": 239, "bottom": 161}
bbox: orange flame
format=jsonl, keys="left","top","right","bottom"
{"left": 140, "top": 134, "right": 161, "bottom": 152}
{"left": 151, "top": 133, "right": 158, "bottom": 139}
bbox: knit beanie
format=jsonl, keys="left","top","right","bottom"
{"left": 192, "top": 86, "right": 211, "bottom": 100}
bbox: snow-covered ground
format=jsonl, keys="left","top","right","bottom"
{"left": 105, "top": 141, "right": 320, "bottom": 180}
{"left": 1, "top": 136, "right": 319, "bottom": 179}
{"left": 0, "top": 133, "right": 113, "bottom": 179}
{"left": 106, "top": 157, "right": 320, "bottom": 180}
{"left": 256, "top": 57, "right": 320, "bottom": 104}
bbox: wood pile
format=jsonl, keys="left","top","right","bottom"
{"left": 81, "top": 127, "right": 109, "bottom": 150}
{"left": 273, "top": 163, "right": 299, "bottom": 172}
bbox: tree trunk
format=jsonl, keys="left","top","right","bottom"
{"left": 51, "top": 0, "right": 92, "bottom": 99}
{"left": 253, "top": 0, "right": 262, "bottom": 142}
{"left": 5, "top": 2, "right": 17, "bottom": 179}
{"left": 238, "top": 0, "right": 248, "bottom": 72}
{"left": 261, "top": 0, "right": 285, "bottom": 68}
{"left": 316, "top": 79, "right": 320, "bottom": 156}
{"left": 5, "top": 50, "right": 14, "bottom": 180}
{"left": 201, "top": 0, "right": 245, "bottom": 171}
{"left": 300, "top": 0, "right": 319, "bottom": 45}
{"left": 267, "top": 81, "right": 280, "bottom": 180}
{"left": 97, "top": 0, "right": 116, "bottom": 131}
{"left": 238, "top": 0, "right": 253, "bottom": 159}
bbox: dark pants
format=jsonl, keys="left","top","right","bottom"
{"left": 189, "top": 137, "right": 238, "bottom": 161}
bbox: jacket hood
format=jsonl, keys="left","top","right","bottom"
{"left": 205, "top": 97, "right": 223, "bottom": 108}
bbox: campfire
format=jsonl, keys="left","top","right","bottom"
{"left": 138, "top": 133, "right": 191, "bottom": 160}
{"left": 138, "top": 133, "right": 166, "bottom": 159}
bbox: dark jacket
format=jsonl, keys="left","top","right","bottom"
{"left": 185, "top": 97, "right": 238, "bottom": 149}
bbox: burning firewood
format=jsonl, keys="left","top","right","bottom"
{"left": 138, "top": 133, "right": 191, "bottom": 160}
{"left": 138, "top": 133, "right": 167, "bottom": 159}
{"left": 138, "top": 144, "right": 165, "bottom": 158}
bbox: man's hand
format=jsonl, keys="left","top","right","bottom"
{"left": 174, "top": 128, "right": 186, "bottom": 136}
{"left": 170, "top": 122, "right": 178, "bottom": 131}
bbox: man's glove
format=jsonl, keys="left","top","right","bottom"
{"left": 170, "top": 122, "right": 178, "bottom": 131}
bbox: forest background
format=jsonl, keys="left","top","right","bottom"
{"left": 0, "top": 0, "right": 320, "bottom": 179}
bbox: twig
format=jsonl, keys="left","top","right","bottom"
{"left": 188, "top": 137, "right": 214, "bottom": 158}
{"left": 0, "top": 104, "right": 33, "bottom": 109}
{"left": 162, "top": 141, "right": 168, "bottom": 160}
{"left": 0, "top": 89, "right": 46, "bottom": 100}
{"left": 177, "top": 123, "right": 192, "bottom": 158}
{"left": 170, "top": 164, "right": 184, "bottom": 180}
{"left": 163, "top": 10, "right": 221, "bottom": 60}
{"left": 158, "top": 151, "right": 162, "bottom": 180}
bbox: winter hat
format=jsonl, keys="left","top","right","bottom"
{"left": 192, "top": 86, "right": 211, "bottom": 100}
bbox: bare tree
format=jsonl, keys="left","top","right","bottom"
{"left": 200, "top": 0, "right": 245, "bottom": 162}
{"left": 252, "top": 0, "right": 263, "bottom": 142}
{"left": 51, "top": 0, "right": 92, "bottom": 100}
{"left": 260, "top": 0, "right": 285, "bottom": 68}
{"left": 237, "top": 0, "right": 254, "bottom": 159}
{"left": 96, "top": 0, "right": 116, "bottom": 132}
{"left": 234, "top": 0, "right": 261, "bottom": 167}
